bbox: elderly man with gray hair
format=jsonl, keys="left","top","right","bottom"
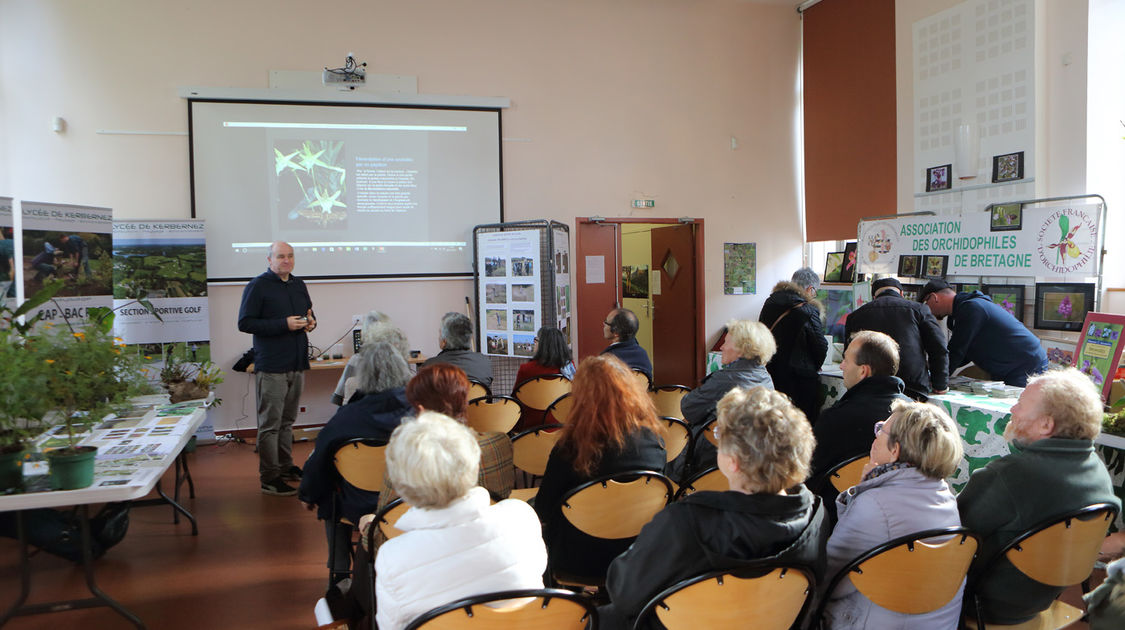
{"left": 374, "top": 412, "right": 547, "bottom": 630}
{"left": 420, "top": 312, "right": 493, "bottom": 387}
{"left": 958, "top": 367, "right": 1121, "bottom": 625}
{"left": 759, "top": 267, "right": 829, "bottom": 423}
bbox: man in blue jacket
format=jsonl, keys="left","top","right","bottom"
{"left": 601, "top": 308, "right": 653, "bottom": 383}
{"left": 238, "top": 241, "right": 317, "bottom": 496}
{"left": 919, "top": 279, "right": 1046, "bottom": 387}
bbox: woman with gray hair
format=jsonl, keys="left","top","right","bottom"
{"left": 331, "top": 311, "right": 410, "bottom": 405}
{"left": 375, "top": 412, "right": 547, "bottom": 630}
{"left": 298, "top": 341, "right": 414, "bottom": 576}
{"left": 600, "top": 386, "right": 829, "bottom": 630}
{"left": 821, "top": 399, "right": 964, "bottom": 628}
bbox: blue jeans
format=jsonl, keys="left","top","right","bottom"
{"left": 255, "top": 371, "right": 303, "bottom": 483}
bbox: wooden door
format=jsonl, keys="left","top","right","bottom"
{"left": 575, "top": 221, "right": 620, "bottom": 361}
{"left": 651, "top": 223, "right": 698, "bottom": 387}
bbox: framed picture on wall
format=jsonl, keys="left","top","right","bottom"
{"left": 926, "top": 164, "right": 952, "bottom": 192}
{"left": 901, "top": 283, "right": 923, "bottom": 302}
{"left": 982, "top": 284, "right": 1025, "bottom": 321}
{"left": 992, "top": 151, "right": 1025, "bottom": 183}
{"left": 990, "top": 203, "right": 1023, "bottom": 231}
{"left": 1034, "top": 282, "right": 1096, "bottom": 332}
{"left": 898, "top": 254, "right": 921, "bottom": 278}
{"left": 840, "top": 242, "right": 858, "bottom": 283}
{"left": 1073, "top": 312, "right": 1125, "bottom": 403}
{"left": 824, "top": 252, "right": 845, "bottom": 282}
{"left": 923, "top": 254, "right": 948, "bottom": 279}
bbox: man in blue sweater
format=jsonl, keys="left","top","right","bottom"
{"left": 919, "top": 279, "right": 1046, "bottom": 387}
{"left": 601, "top": 307, "right": 653, "bottom": 383}
{"left": 238, "top": 242, "right": 317, "bottom": 496}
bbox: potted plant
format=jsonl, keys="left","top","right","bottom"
{"left": 160, "top": 355, "right": 222, "bottom": 403}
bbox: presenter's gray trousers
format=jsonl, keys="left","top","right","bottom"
{"left": 256, "top": 370, "right": 304, "bottom": 483}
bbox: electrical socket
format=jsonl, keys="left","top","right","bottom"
{"left": 299, "top": 406, "right": 307, "bottom": 413}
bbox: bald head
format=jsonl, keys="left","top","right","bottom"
{"left": 268, "top": 241, "right": 295, "bottom": 280}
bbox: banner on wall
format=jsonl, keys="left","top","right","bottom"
{"left": 477, "top": 230, "right": 541, "bottom": 358}
{"left": 20, "top": 201, "right": 114, "bottom": 327}
{"left": 552, "top": 228, "right": 572, "bottom": 349}
{"left": 856, "top": 203, "right": 1101, "bottom": 278}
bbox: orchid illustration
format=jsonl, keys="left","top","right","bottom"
{"left": 276, "top": 140, "right": 347, "bottom": 227}
{"left": 1057, "top": 295, "right": 1072, "bottom": 319}
{"left": 1046, "top": 215, "right": 1081, "bottom": 264}
{"left": 1000, "top": 299, "right": 1015, "bottom": 316}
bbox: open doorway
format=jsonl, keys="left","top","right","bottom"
{"left": 574, "top": 218, "right": 705, "bottom": 387}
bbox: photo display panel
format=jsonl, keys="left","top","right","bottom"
{"left": 190, "top": 100, "right": 502, "bottom": 280}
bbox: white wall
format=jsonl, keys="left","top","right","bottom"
{"left": 0, "top": 0, "right": 804, "bottom": 430}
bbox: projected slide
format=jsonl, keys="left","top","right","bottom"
{"left": 191, "top": 101, "right": 502, "bottom": 280}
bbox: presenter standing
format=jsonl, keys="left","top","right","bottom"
{"left": 238, "top": 241, "right": 317, "bottom": 496}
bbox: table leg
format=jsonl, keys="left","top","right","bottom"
{"left": 0, "top": 511, "right": 33, "bottom": 625}
{"left": 155, "top": 480, "right": 198, "bottom": 536}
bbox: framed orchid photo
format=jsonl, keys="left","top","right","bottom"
{"left": 1034, "top": 282, "right": 1096, "bottom": 332}
{"left": 982, "top": 284, "right": 1025, "bottom": 322}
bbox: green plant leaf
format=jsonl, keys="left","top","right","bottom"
{"left": 12, "top": 280, "right": 63, "bottom": 317}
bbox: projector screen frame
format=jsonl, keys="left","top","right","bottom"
{"left": 186, "top": 92, "right": 506, "bottom": 282}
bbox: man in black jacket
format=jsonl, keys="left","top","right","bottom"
{"left": 845, "top": 277, "right": 949, "bottom": 395}
{"left": 238, "top": 241, "right": 316, "bottom": 496}
{"left": 601, "top": 307, "right": 653, "bottom": 383}
{"left": 759, "top": 267, "right": 828, "bottom": 423}
{"left": 810, "top": 330, "right": 910, "bottom": 515}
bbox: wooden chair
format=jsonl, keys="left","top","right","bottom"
{"left": 403, "top": 588, "right": 596, "bottom": 630}
{"left": 659, "top": 416, "right": 691, "bottom": 463}
{"left": 632, "top": 369, "right": 653, "bottom": 392}
{"left": 509, "top": 423, "right": 564, "bottom": 501}
{"left": 824, "top": 453, "right": 869, "bottom": 494}
{"left": 329, "top": 438, "right": 387, "bottom": 584}
{"left": 966, "top": 503, "right": 1119, "bottom": 630}
{"left": 370, "top": 497, "right": 410, "bottom": 542}
{"left": 674, "top": 466, "right": 728, "bottom": 500}
{"left": 650, "top": 385, "right": 691, "bottom": 419}
{"left": 701, "top": 417, "right": 719, "bottom": 448}
{"left": 635, "top": 564, "right": 815, "bottom": 630}
{"left": 543, "top": 393, "right": 574, "bottom": 424}
{"left": 553, "top": 470, "right": 674, "bottom": 586}
{"left": 512, "top": 375, "right": 572, "bottom": 429}
{"left": 467, "top": 380, "right": 491, "bottom": 401}
{"left": 465, "top": 395, "right": 522, "bottom": 434}
{"left": 813, "top": 527, "right": 978, "bottom": 625}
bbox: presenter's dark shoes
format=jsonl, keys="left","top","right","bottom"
{"left": 261, "top": 477, "right": 298, "bottom": 496}
{"left": 281, "top": 465, "right": 303, "bottom": 481}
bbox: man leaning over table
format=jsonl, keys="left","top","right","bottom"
{"left": 238, "top": 241, "right": 316, "bottom": 497}
{"left": 958, "top": 367, "right": 1120, "bottom": 625}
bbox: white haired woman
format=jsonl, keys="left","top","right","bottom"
{"left": 821, "top": 399, "right": 964, "bottom": 628}
{"left": 374, "top": 412, "right": 547, "bottom": 630}
{"left": 331, "top": 311, "right": 410, "bottom": 405}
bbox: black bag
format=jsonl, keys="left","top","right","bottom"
{"left": 233, "top": 348, "right": 255, "bottom": 372}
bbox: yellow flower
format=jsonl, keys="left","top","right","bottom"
{"left": 45, "top": 359, "right": 55, "bottom": 364}
{"left": 72, "top": 332, "right": 85, "bottom": 340}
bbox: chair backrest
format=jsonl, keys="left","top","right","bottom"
{"left": 702, "top": 418, "right": 719, "bottom": 448}
{"left": 510, "top": 424, "right": 564, "bottom": 477}
{"left": 826, "top": 453, "right": 869, "bottom": 494}
{"left": 467, "top": 380, "right": 491, "bottom": 401}
{"left": 512, "top": 375, "right": 572, "bottom": 411}
{"left": 465, "top": 396, "right": 522, "bottom": 434}
{"left": 999, "top": 503, "right": 1118, "bottom": 587}
{"left": 674, "top": 466, "right": 729, "bottom": 500}
{"left": 374, "top": 497, "right": 410, "bottom": 541}
{"left": 543, "top": 393, "right": 574, "bottom": 424}
{"left": 403, "top": 588, "right": 596, "bottom": 630}
{"left": 333, "top": 439, "right": 387, "bottom": 492}
{"left": 560, "top": 471, "right": 673, "bottom": 540}
{"left": 650, "top": 385, "right": 691, "bottom": 419}
{"left": 659, "top": 416, "right": 691, "bottom": 462}
{"left": 632, "top": 369, "right": 652, "bottom": 392}
{"left": 817, "top": 527, "right": 979, "bottom": 617}
{"left": 638, "top": 565, "right": 814, "bottom": 630}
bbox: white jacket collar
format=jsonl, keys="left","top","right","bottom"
{"left": 395, "top": 486, "right": 489, "bottom": 531}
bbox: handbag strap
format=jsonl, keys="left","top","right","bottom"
{"left": 769, "top": 302, "right": 807, "bottom": 332}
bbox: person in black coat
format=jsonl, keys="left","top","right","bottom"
{"left": 759, "top": 268, "right": 828, "bottom": 423}
{"left": 845, "top": 277, "right": 949, "bottom": 395}
{"left": 533, "top": 355, "right": 666, "bottom": 580}
{"left": 600, "top": 308, "right": 653, "bottom": 383}
{"left": 810, "top": 330, "right": 910, "bottom": 518}
{"left": 298, "top": 341, "right": 413, "bottom": 575}
{"left": 599, "top": 386, "right": 829, "bottom": 630}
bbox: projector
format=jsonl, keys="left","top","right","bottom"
{"left": 323, "top": 68, "right": 366, "bottom": 86}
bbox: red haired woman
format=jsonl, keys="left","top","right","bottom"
{"left": 533, "top": 355, "right": 666, "bottom": 580}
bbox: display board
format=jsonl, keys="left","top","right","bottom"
{"left": 473, "top": 221, "right": 569, "bottom": 358}
{"left": 857, "top": 202, "right": 1102, "bottom": 278}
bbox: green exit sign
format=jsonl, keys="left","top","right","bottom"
{"left": 631, "top": 199, "right": 655, "bottom": 208}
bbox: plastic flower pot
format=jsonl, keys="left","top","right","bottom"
{"left": 47, "top": 445, "right": 98, "bottom": 490}
{"left": 0, "top": 447, "right": 25, "bottom": 492}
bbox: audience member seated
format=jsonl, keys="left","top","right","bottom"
{"left": 844, "top": 277, "right": 949, "bottom": 395}
{"left": 674, "top": 319, "right": 774, "bottom": 477}
{"left": 599, "top": 386, "right": 829, "bottom": 630}
{"left": 958, "top": 367, "right": 1121, "bottom": 625}
{"left": 810, "top": 331, "right": 910, "bottom": 503}
{"left": 821, "top": 399, "right": 964, "bottom": 628}
{"left": 759, "top": 267, "right": 829, "bottom": 423}
{"left": 600, "top": 308, "right": 653, "bottom": 382}
{"left": 374, "top": 412, "right": 547, "bottom": 630}
{"left": 331, "top": 310, "right": 409, "bottom": 405}
{"left": 533, "top": 355, "right": 665, "bottom": 580}
{"left": 421, "top": 311, "right": 493, "bottom": 387}
{"left": 513, "top": 326, "right": 576, "bottom": 387}
{"left": 298, "top": 341, "right": 412, "bottom": 574}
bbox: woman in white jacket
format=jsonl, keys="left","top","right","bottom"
{"left": 374, "top": 411, "right": 547, "bottom": 630}
{"left": 821, "top": 399, "right": 965, "bottom": 629}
